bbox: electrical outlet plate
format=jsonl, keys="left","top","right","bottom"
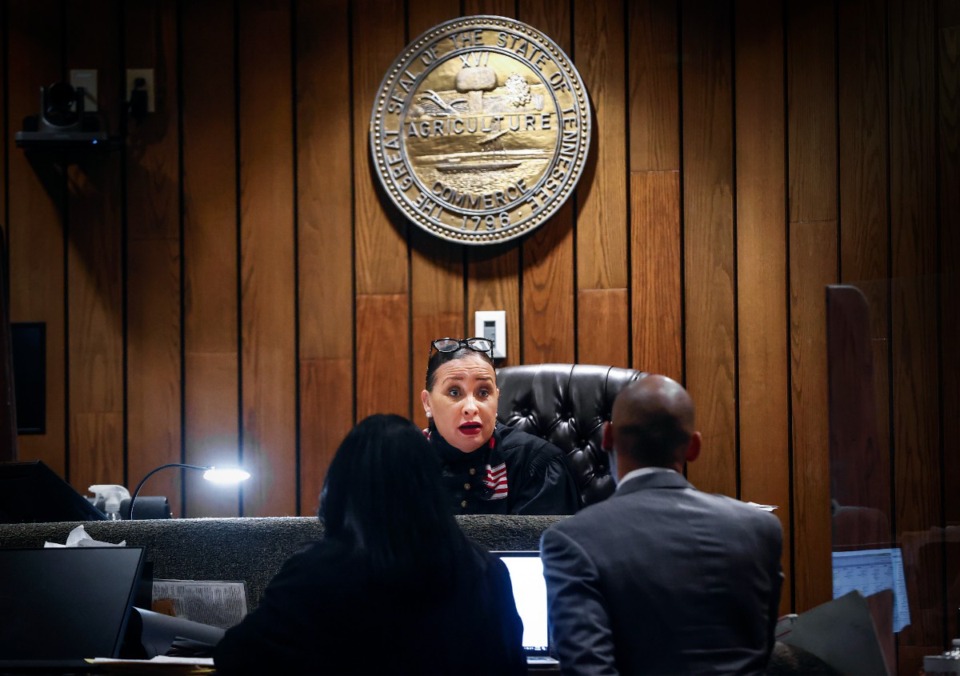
{"left": 126, "top": 68, "right": 155, "bottom": 113}
{"left": 69, "top": 69, "right": 98, "bottom": 112}
{"left": 474, "top": 310, "right": 506, "bottom": 359}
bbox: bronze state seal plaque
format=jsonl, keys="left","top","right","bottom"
{"left": 370, "top": 15, "right": 591, "bottom": 245}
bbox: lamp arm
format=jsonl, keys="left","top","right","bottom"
{"left": 129, "top": 463, "right": 211, "bottom": 520}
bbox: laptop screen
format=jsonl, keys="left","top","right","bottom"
{"left": 0, "top": 547, "right": 146, "bottom": 661}
{"left": 495, "top": 551, "right": 551, "bottom": 655}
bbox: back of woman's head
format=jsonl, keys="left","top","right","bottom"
{"left": 319, "top": 414, "right": 467, "bottom": 582}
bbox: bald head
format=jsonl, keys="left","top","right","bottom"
{"left": 609, "top": 375, "right": 700, "bottom": 473}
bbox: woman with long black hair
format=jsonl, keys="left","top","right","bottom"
{"left": 214, "top": 414, "right": 525, "bottom": 675}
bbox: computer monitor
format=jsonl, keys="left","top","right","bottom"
{"left": 0, "top": 460, "right": 107, "bottom": 523}
{"left": 0, "top": 547, "right": 147, "bottom": 662}
{"left": 494, "top": 551, "right": 552, "bottom": 658}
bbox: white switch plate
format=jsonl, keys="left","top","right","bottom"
{"left": 474, "top": 310, "right": 506, "bottom": 359}
{"left": 126, "top": 68, "right": 156, "bottom": 113}
{"left": 69, "top": 69, "right": 97, "bottom": 112}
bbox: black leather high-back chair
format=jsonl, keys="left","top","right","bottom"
{"left": 496, "top": 363, "right": 646, "bottom": 507}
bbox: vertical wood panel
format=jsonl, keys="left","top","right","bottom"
{"left": 125, "top": 0, "right": 182, "bottom": 514}
{"left": 577, "top": 289, "right": 629, "bottom": 367}
{"left": 940, "top": 0, "right": 960, "bottom": 646}
{"left": 519, "top": 0, "right": 575, "bottom": 366}
{"left": 787, "top": 0, "right": 838, "bottom": 224}
{"left": 786, "top": 0, "right": 837, "bottom": 611}
{"left": 464, "top": 0, "right": 515, "bottom": 19}
{"left": 889, "top": 0, "right": 943, "bottom": 668}
{"left": 296, "top": 0, "right": 355, "bottom": 513}
{"left": 0, "top": 0, "right": 11, "bottom": 461}
{"left": 837, "top": 0, "right": 891, "bottom": 531}
{"left": 680, "top": 0, "right": 736, "bottom": 498}
{"left": 0, "top": 4, "right": 5, "bottom": 250}
{"left": 6, "top": 0, "right": 66, "bottom": 473}
{"left": 356, "top": 295, "right": 409, "bottom": 419}
{"left": 838, "top": 0, "right": 890, "bottom": 301}
{"left": 465, "top": 0, "right": 520, "bottom": 367}
{"left": 352, "top": 1, "right": 408, "bottom": 298}
{"left": 238, "top": 0, "right": 297, "bottom": 516}
{"left": 629, "top": 0, "right": 681, "bottom": 380}
{"left": 408, "top": 0, "right": 464, "bottom": 427}
{"left": 521, "top": 200, "right": 576, "bottom": 364}
{"left": 789, "top": 222, "right": 836, "bottom": 613}
{"left": 630, "top": 172, "right": 681, "bottom": 380}
{"left": 181, "top": 0, "right": 240, "bottom": 517}
{"left": 735, "top": 0, "right": 791, "bottom": 614}
{"left": 629, "top": 0, "right": 680, "bottom": 172}
{"left": 574, "top": 0, "right": 628, "bottom": 366}
{"left": 299, "top": 360, "right": 350, "bottom": 515}
{"left": 408, "top": 0, "right": 459, "bottom": 36}
{"left": 65, "top": 0, "right": 124, "bottom": 493}
{"left": 353, "top": 0, "right": 409, "bottom": 416}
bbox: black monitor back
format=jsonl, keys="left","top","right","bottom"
{"left": 0, "top": 546, "right": 147, "bottom": 661}
{"left": 0, "top": 460, "right": 107, "bottom": 523}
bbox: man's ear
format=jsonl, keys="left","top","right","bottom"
{"left": 420, "top": 389, "right": 432, "bottom": 418}
{"left": 685, "top": 431, "right": 702, "bottom": 464}
{"left": 602, "top": 421, "right": 613, "bottom": 451}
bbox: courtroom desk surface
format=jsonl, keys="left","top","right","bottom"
{"left": 0, "top": 515, "right": 565, "bottom": 611}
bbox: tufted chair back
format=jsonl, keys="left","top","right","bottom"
{"left": 495, "top": 363, "right": 646, "bottom": 508}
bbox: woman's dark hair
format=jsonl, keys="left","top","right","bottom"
{"left": 425, "top": 346, "right": 496, "bottom": 391}
{"left": 319, "top": 414, "right": 470, "bottom": 590}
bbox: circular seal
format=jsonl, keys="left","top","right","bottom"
{"left": 370, "top": 15, "right": 591, "bottom": 245}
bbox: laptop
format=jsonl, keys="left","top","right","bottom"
{"left": 0, "top": 546, "right": 147, "bottom": 670}
{"left": 494, "top": 551, "right": 559, "bottom": 667}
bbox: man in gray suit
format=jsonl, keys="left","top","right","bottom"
{"left": 540, "top": 375, "right": 783, "bottom": 675}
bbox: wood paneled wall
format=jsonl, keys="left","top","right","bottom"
{"left": 2, "top": 0, "right": 955, "bottom": 669}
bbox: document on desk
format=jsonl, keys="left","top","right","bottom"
{"left": 832, "top": 548, "right": 910, "bottom": 632}
{"left": 152, "top": 579, "right": 247, "bottom": 629}
{"left": 87, "top": 656, "right": 215, "bottom": 673}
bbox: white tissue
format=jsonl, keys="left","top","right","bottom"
{"left": 43, "top": 524, "right": 126, "bottom": 548}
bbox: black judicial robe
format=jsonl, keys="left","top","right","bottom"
{"left": 430, "top": 423, "right": 581, "bottom": 515}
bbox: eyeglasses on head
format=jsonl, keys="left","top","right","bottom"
{"left": 430, "top": 337, "right": 495, "bottom": 357}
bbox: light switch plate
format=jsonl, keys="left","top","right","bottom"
{"left": 126, "top": 68, "right": 156, "bottom": 113}
{"left": 474, "top": 310, "right": 506, "bottom": 359}
{"left": 69, "top": 69, "right": 97, "bottom": 112}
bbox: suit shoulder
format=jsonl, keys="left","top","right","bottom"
{"left": 720, "top": 494, "right": 783, "bottom": 535}
{"left": 543, "top": 495, "right": 621, "bottom": 536}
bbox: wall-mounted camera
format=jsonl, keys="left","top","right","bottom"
{"left": 15, "top": 82, "right": 110, "bottom": 150}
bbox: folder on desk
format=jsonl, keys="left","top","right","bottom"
{"left": 778, "top": 590, "right": 890, "bottom": 676}
{"left": 0, "top": 546, "right": 146, "bottom": 670}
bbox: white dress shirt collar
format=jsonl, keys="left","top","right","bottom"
{"left": 616, "top": 466, "right": 677, "bottom": 491}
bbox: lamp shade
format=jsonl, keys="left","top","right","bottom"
{"left": 130, "top": 463, "right": 251, "bottom": 519}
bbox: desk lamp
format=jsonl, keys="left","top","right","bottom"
{"left": 129, "top": 463, "right": 251, "bottom": 519}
